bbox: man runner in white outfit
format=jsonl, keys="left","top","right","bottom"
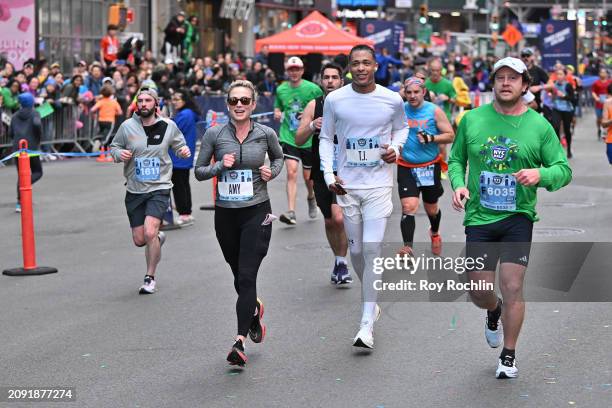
{"left": 320, "top": 45, "right": 409, "bottom": 349}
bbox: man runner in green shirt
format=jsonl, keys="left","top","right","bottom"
{"left": 274, "top": 56, "right": 324, "bottom": 224}
{"left": 426, "top": 58, "right": 456, "bottom": 179}
{"left": 448, "top": 57, "right": 572, "bottom": 379}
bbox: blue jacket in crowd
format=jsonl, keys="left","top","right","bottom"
{"left": 170, "top": 108, "right": 199, "bottom": 169}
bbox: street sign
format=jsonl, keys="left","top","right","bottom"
{"left": 417, "top": 24, "right": 432, "bottom": 46}
{"left": 501, "top": 24, "right": 523, "bottom": 47}
{"left": 220, "top": 0, "right": 255, "bottom": 20}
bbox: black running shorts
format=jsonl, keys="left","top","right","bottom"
{"left": 313, "top": 179, "right": 337, "bottom": 219}
{"left": 125, "top": 189, "right": 171, "bottom": 228}
{"left": 465, "top": 214, "right": 533, "bottom": 272}
{"left": 397, "top": 163, "right": 443, "bottom": 203}
{"left": 281, "top": 142, "right": 313, "bottom": 169}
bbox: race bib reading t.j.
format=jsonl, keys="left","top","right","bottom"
{"left": 412, "top": 164, "right": 435, "bottom": 187}
{"left": 345, "top": 136, "right": 381, "bottom": 167}
{"left": 134, "top": 157, "right": 160, "bottom": 182}
{"left": 218, "top": 169, "right": 254, "bottom": 201}
{"left": 479, "top": 171, "right": 517, "bottom": 211}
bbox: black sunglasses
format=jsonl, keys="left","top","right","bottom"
{"left": 227, "top": 96, "right": 252, "bottom": 106}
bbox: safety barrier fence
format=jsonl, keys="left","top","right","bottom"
{"left": 0, "top": 87, "right": 600, "bottom": 161}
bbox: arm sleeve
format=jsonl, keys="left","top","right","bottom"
{"left": 32, "top": 112, "right": 42, "bottom": 144}
{"left": 319, "top": 97, "right": 337, "bottom": 187}
{"left": 537, "top": 125, "right": 572, "bottom": 192}
{"left": 274, "top": 94, "right": 281, "bottom": 110}
{"left": 109, "top": 123, "right": 128, "bottom": 162}
{"left": 448, "top": 113, "right": 469, "bottom": 190}
{"left": 169, "top": 121, "right": 187, "bottom": 154}
{"left": 541, "top": 68, "right": 549, "bottom": 84}
{"left": 447, "top": 82, "right": 457, "bottom": 99}
{"left": 265, "top": 128, "right": 284, "bottom": 179}
{"left": 389, "top": 98, "right": 409, "bottom": 156}
{"left": 173, "top": 111, "right": 189, "bottom": 135}
{"left": 115, "top": 101, "right": 123, "bottom": 116}
{"left": 194, "top": 128, "right": 224, "bottom": 181}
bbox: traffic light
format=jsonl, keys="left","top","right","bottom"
{"left": 108, "top": 2, "right": 128, "bottom": 30}
{"left": 490, "top": 15, "right": 500, "bottom": 32}
{"left": 419, "top": 4, "right": 428, "bottom": 24}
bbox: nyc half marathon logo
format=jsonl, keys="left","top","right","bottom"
{"left": 479, "top": 135, "right": 519, "bottom": 171}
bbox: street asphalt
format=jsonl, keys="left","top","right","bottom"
{"left": 0, "top": 112, "right": 611, "bottom": 408}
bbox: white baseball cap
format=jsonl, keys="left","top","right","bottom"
{"left": 492, "top": 57, "right": 528, "bottom": 76}
{"left": 285, "top": 56, "right": 304, "bottom": 69}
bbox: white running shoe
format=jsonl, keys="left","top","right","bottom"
{"left": 496, "top": 356, "right": 518, "bottom": 379}
{"left": 485, "top": 318, "right": 503, "bottom": 348}
{"left": 139, "top": 276, "right": 156, "bottom": 294}
{"left": 485, "top": 300, "right": 503, "bottom": 348}
{"left": 307, "top": 196, "right": 318, "bottom": 219}
{"left": 157, "top": 231, "right": 166, "bottom": 261}
{"left": 352, "top": 304, "right": 381, "bottom": 349}
{"left": 176, "top": 215, "right": 194, "bottom": 227}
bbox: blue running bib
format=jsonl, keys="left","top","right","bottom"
{"left": 412, "top": 164, "right": 435, "bottom": 187}
{"left": 479, "top": 171, "right": 516, "bottom": 211}
{"left": 134, "top": 157, "right": 160, "bottom": 182}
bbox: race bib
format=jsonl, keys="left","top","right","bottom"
{"left": 320, "top": 143, "right": 339, "bottom": 172}
{"left": 345, "top": 136, "right": 381, "bottom": 167}
{"left": 218, "top": 170, "right": 254, "bottom": 201}
{"left": 479, "top": 171, "right": 516, "bottom": 211}
{"left": 600, "top": 94, "right": 607, "bottom": 103}
{"left": 134, "top": 157, "right": 160, "bottom": 182}
{"left": 412, "top": 164, "right": 435, "bottom": 187}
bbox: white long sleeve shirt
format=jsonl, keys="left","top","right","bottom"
{"left": 319, "top": 84, "right": 408, "bottom": 189}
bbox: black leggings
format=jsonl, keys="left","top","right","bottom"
{"left": 15, "top": 156, "right": 43, "bottom": 201}
{"left": 215, "top": 201, "right": 272, "bottom": 337}
{"left": 552, "top": 109, "right": 574, "bottom": 152}
{"left": 171, "top": 168, "right": 192, "bottom": 215}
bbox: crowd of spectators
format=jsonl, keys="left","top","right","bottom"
{"left": 0, "top": 10, "right": 609, "bottom": 156}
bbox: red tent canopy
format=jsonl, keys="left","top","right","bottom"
{"left": 255, "top": 11, "right": 374, "bottom": 56}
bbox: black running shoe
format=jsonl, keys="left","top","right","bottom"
{"left": 227, "top": 339, "right": 248, "bottom": 366}
{"left": 279, "top": 211, "right": 296, "bottom": 225}
{"left": 336, "top": 263, "right": 353, "bottom": 285}
{"left": 248, "top": 298, "right": 266, "bottom": 344}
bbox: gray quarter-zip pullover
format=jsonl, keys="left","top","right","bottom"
{"left": 195, "top": 121, "right": 284, "bottom": 208}
{"left": 110, "top": 114, "right": 187, "bottom": 194}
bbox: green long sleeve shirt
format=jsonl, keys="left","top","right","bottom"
{"left": 448, "top": 103, "right": 572, "bottom": 226}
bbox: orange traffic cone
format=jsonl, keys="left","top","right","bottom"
{"left": 96, "top": 146, "right": 107, "bottom": 162}
{"left": 104, "top": 146, "right": 114, "bottom": 162}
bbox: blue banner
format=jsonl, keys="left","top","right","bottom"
{"left": 337, "top": 0, "right": 385, "bottom": 6}
{"left": 539, "top": 20, "right": 577, "bottom": 72}
{"left": 195, "top": 95, "right": 280, "bottom": 135}
{"left": 359, "top": 20, "right": 405, "bottom": 54}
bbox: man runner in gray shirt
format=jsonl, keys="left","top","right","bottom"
{"left": 110, "top": 87, "right": 190, "bottom": 294}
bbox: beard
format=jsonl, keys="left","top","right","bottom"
{"left": 137, "top": 107, "right": 155, "bottom": 118}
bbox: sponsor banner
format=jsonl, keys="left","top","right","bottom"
{"left": 0, "top": 0, "right": 36, "bottom": 70}
{"left": 540, "top": 19, "right": 577, "bottom": 72}
{"left": 359, "top": 20, "right": 405, "bottom": 54}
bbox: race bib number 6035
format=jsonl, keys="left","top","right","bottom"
{"left": 479, "top": 171, "right": 516, "bottom": 211}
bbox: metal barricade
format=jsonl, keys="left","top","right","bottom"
{"left": 40, "top": 103, "right": 86, "bottom": 153}
{"left": 0, "top": 109, "right": 12, "bottom": 161}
